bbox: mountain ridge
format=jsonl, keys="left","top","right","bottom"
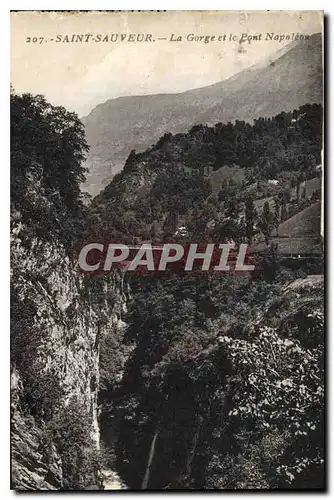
{"left": 82, "top": 33, "right": 322, "bottom": 196}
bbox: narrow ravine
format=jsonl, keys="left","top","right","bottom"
{"left": 102, "top": 470, "right": 127, "bottom": 490}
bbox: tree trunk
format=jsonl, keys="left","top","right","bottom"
{"left": 184, "top": 416, "right": 203, "bottom": 479}
{"left": 141, "top": 429, "right": 159, "bottom": 489}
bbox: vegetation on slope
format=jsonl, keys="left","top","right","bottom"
{"left": 100, "top": 274, "right": 324, "bottom": 489}
{"left": 90, "top": 103, "right": 322, "bottom": 251}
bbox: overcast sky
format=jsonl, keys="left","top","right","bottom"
{"left": 11, "top": 11, "right": 322, "bottom": 117}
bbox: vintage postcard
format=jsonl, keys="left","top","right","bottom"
{"left": 11, "top": 11, "right": 324, "bottom": 491}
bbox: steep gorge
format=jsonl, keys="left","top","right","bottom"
{"left": 10, "top": 86, "right": 324, "bottom": 490}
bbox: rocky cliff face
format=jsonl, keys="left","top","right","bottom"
{"left": 11, "top": 368, "right": 63, "bottom": 490}
{"left": 10, "top": 216, "right": 126, "bottom": 490}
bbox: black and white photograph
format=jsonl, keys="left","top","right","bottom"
{"left": 10, "top": 10, "right": 324, "bottom": 491}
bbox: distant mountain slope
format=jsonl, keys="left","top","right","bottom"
{"left": 82, "top": 33, "right": 322, "bottom": 196}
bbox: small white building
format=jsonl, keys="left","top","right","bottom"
{"left": 175, "top": 226, "right": 188, "bottom": 237}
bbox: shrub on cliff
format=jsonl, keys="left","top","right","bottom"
{"left": 216, "top": 319, "right": 324, "bottom": 488}
{"left": 47, "top": 397, "right": 103, "bottom": 490}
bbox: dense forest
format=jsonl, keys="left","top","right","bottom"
{"left": 99, "top": 273, "right": 324, "bottom": 489}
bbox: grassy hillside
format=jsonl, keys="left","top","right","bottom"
{"left": 209, "top": 165, "right": 245, "bottom": 196}
{"left": 275, "top": 201, "right": 321, "bottom": 237}
{"left": 252, "top": 202, "right": 322, "bottom": 258}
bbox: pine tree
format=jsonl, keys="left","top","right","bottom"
{"left": 273, "top": 198, "right": 280, "bottom": 236}
{"left": 281, "top": 200, "right": 288, "bottom": 223}
{"left": 296, "top": 182, "right": 301, "bottom": 201}
{"left": 245, "top": 196, "right": 256, "bottom": 243}
{"left": 259, "top": 201, "right": 274, "bottom": 244}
